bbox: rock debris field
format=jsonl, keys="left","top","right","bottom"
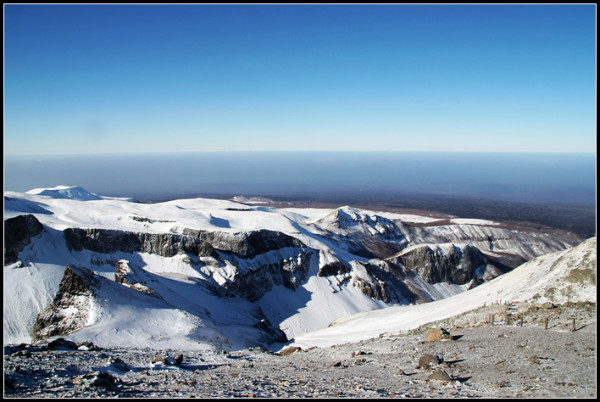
{"left": 4, "top": 302, "right": 596, "bottom": 399}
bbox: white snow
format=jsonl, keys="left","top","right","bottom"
{"left": 3, "top": 186, "right": 591, "bottom": 351}
{"left": 26, "top": 185, "right": 103, "bottom": 201}
{"left": 289, "top": 237, "right": 596, "bottom": 349}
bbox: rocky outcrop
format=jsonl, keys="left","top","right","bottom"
{"left": 253, "top": 307, "right": 288, "bottom": 344}
{"left": 4, "top": 214, "right": 44, "bottom": 265}
{"left": 350, "top": 260, "right": 428, "bottom": 304}
{"left": 314, "top": 207, "right": 409, "bottom": 259}
{"left": 182, "top": 228, "right": 306, "bottom": 259}
{"left": 390, "top": 244, "right": 511, "bottom": 286}
{"left": 114, "top": 260, "right": 160, "bottom": 297}
{"left": 63, "top": 228, "right": 215, "bottom": 258}
{"left": 317, "top": 260, "right": 352, "bottom": 277}
{"left": 214, "top": 248, "right": 316, "bottom": 302}
{"left": 64, "top": 227, "right": 315, "bottom": 302}
{"left": 32, "top": 265, "right": 97, "bottom": 342}
{"left": 64, "top": 227, "right": 305, "bottom": 260}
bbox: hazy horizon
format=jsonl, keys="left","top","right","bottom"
{"left": 4, "top": 151, "right": 595, "bottom": 208}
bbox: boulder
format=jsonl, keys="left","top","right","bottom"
{"left": 428, "top": 369, "right": 452, "bottom": 383}
{"left": 417, "top": 353, "right": 443, "bottom": 370}
{"left": 73, "top": 371, "right": 118, "bottom": 388}
{"left": 278, "top": 346, "right": 302, "bottom": 356}
{"left": 425, "top": 327, "right": 452, "bottom": 342}
{"left": 47, "top": 338, "right": 78, "bottom": 350}
{"left": 108, "top": 356, "right": 129, "bottom": 371}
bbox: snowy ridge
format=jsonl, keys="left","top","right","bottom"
{"left": 26, "top": 185, "right": 103, "bottom": 201}
{"left": 3, "top": 186, "right": 586, "bottom": 350}
{"left": 290, "top": 237, "right": 596, "bottom": 349}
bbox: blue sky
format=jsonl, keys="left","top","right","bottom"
{"left": 4, "top": 4, "right": 596, "bottom": 155}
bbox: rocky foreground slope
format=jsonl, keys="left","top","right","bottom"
{"left": 4, "top": 302, "right": 596, "bottom": 398}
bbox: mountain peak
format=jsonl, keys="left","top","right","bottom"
{"left": 26, "top": 185, "right": 102, "bottom": 201}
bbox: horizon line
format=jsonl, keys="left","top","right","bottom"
{"left": 4, "top": 150, "right": 597, "bottom": 158}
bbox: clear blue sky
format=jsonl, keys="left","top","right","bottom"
{"left": 4, "top": 4, "right": 596, "bottom": 155}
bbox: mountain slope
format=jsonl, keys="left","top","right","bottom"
{"left": 289, "top": 236, "right": 596, "bottom": 349}
{"left": 3, "top": 186, "right": 585, "bottom": 350}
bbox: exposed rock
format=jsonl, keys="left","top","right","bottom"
{"left": 425, "top": 327, "right": 452, "bottom": 342}
{"left": 11, "top": 350, "right": 32, "bottom": 358}
{"left": 428, "top": 369, "right": 452, "bottom": 383}
{"left": 108, "top": 356, "right": 129, "bottom": 371}
{"left": 47, "top": 338, "right": 78, "bottom": 350}
{"left": 252, "top": 307, "right": 288, "bottom": 344}
{"left": 32, "top": 266, "right": 96, "bottom": 342}
{"left": 278, "top": 346, "right": 302, "bottom": 356}
{"left": 392, "top": 244, "right": 511, "bottom": 287}
{"left": 64, "top": 227, "right": 305, "bottom": 259}
{"left": 73, "top": 371, "right": 118, "bottom": 388}
{"left": 318, "top": 260, "right": 352, "bottom": 277}
{"left": 314, "top": 207, "right": 409, "bottom": 259}
{"left": 153, "top": 353, "right": 183, "bottom": 366}
{"left": 350, "top": 260, "right": 424, "bottom": 304}
{"left": 417, "top": 353, "right": 443, "bottom": 370}
{"left": 64, "top": 227, "right": 316, "bottom": 302}
{"left": 114, "top": 260, "right": 160, "bottom": 298}
{"left": 78, "top": 341, "right": 99, "bottom": 351}
{"left": 152, "top": 354, "right": 165, "bottom": 364}
{"left": 213, "top": 248, "right": 316, "bottom": 302}
{"left": 4, "top": 214, "right": 44, "bottom": 265}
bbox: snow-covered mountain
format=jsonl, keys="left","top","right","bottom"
{"left": 290, "top": 236, "right": 596, "bottom": 349}
{"left": 26, "top": 185, "right": 103, "bottom": 201}
{"left": 3, "top": 186, "right": 587, "bottom": 351}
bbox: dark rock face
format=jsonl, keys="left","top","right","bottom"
{"left": 183, "top": 228, "right": 306, "bottom": 259}
{"left": 253, "top": 307, "right": 288, "bottom": 344}
{"left": 317, "top": 260, "right": 352, "bottom": 277}
{"left": 63, "top": 227, "right": 315, "bottom": 302}
{"left": 64, "top": 227, "right": 304, "bottom": 260}
{"left": 63, "top": 228, "right": 215, "bottom": 258}
{"left": 351, "top": 260, "right": 428, "bottom": 304}
{"left": 32, "top": 265, "right": 96, "bottom": 342}
{"left": 391, "top": 244, "right": 508, "bottom": 286}
{"left": 4, "top": 214, "right": 44, "bottom": 265}
{"left": 216, "top": 249, "right": 315, "bottom": 302}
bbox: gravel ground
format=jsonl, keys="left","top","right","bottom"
{"left": 4, "top": 302, "right": 596, "bottom": 399}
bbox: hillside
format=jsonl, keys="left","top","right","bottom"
{"left": 3, "top": 186, "right": 588, "bottom": 351}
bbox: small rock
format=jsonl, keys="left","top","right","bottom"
{"left": 428, "top": 370, "right": 452, "bottom": 383}
{"left": 77, "top": 341, "right": 98, "bottom": 351}
{"left": 11, "top": 350, "right": 32, "bottom": 358}
{"left": 73, "top": 371, "right": 118, "bottom": 388}
{"left": 109, "top": 357, "right": 129, "bottom": 371}
{"left": 175, "top": 354, "right": 184, "bottom": 366}
{"left": 152, "top": 354, "right": 166, "bottom": 364}
{"left": 417, "top": 353, "right": 443, "bottom": 370}
{"left": 278, "top": 346, "right": 302, "bottom": 356}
